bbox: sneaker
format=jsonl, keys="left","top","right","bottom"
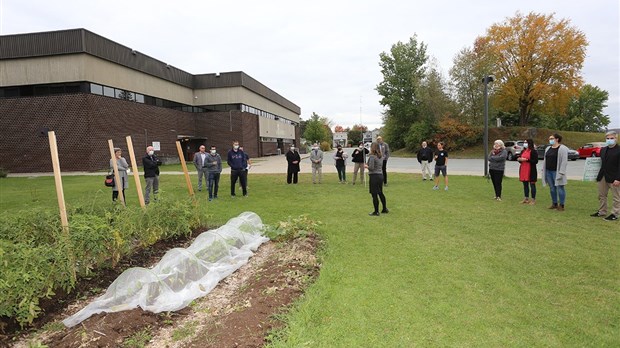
{"left": 521, "top": 198, "right": 530, "bottom": 204}
{"left": 604, "top": 214, "right": 618, "bottom": 221}
{"left": 433, "top": 185, "right": 439, "bottom": 190}
{"left": 548, "top": 204, "right": 557, "bottom": 209}
{"left": 208, "top": 198, "right": 213, "bottom": 201}
{"left": 496, "top": 197, "right": 502, "bottom": 201}
{"left": 381, "top": 208, "right": 389, "bottom": 214}
{"left": 591, "top": 212, "right": 605, "bottom": 217}
{"left": 444, "top": 186, "right": 449, "bottom": 191}
{"left": 423, "top": 178, "right": 427, "bottom": 181}
{"left": 557, "top": 205, "right": 565, "bottom": 212}
{"left": 368, "top": 212, "right": 380, "bottom": 216}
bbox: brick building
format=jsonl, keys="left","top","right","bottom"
{"left": 0, "top": 29, "right": 301, "bottom": 173}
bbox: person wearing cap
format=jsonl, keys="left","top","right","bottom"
{"left": 333, "top": 144, "right": 348, "bottom": 183}
{"left": 351, "top": 142, "right": 369, "bottom": 185}
{"left": 591, "top": 130, "right": 620, "bottom": 221}
{"left": 309, "top": 142, "right": 323, "bottom": 184}
{"left": 377, "top": 136, "right": 390, "bottom": 185}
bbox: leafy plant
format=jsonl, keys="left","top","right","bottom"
{"left": 265, "top": 215, "right": 322, "bottom": 242}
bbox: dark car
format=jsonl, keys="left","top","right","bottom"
{"left": 536, "top": 145, "right": 579, "bottom": 161}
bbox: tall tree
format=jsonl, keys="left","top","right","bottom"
{"left": 450, "top": 47, "right": 495, "bottom": 125}
{"left": 559, "top": 84, "right": 610, "bottom": 132}
{"left": 376, "top": 35, "right": 428, "bottom": 148}
{"left": 477, "top": 12, "right": 588, "bottom": 126}
{"left": 303, "top": 112, "right": 330, "bottom": 144}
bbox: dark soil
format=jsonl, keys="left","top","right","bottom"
{"left": 4, "top": 231, "right": 320, "bottom": 348}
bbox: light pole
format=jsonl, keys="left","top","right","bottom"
{"left": 482, "top": 75, "right": 494, "bottom": 177}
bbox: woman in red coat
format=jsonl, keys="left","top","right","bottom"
{"left": 517, "top": 138, "right": 539, "bottom": 205}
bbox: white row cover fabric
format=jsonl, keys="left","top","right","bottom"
{"left": 63, "top": 212, "right": 268, "bottom": 328}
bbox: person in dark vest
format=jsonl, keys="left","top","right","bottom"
{"left": 351, "top": 142, "right": 369, "bottom": 185}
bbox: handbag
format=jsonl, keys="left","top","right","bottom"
{"left": 104, "top": 174, "right": 115, "bottom": 187}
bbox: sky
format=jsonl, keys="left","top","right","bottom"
{"left": 2, "top": 0, "right": 619, "bottom": 130}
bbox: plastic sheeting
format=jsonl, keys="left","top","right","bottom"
{"left": 63, "top": 211, "right": 268, "bottom": 328}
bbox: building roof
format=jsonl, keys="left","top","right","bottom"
{"left": 0, "top": 28, "right": 300, "bottom": 114}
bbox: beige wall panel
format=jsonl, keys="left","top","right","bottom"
{"left": 195, "top": 87, "right": 300, "bottom": 123}
{"left": 0, "top": 54, "right": 195, "bottom": 104}
{"left": 82, "top": 55, "right": 194, "bottom": 104}
{"left": 258, "top": 117, "right": 295, "bottom": 139}
{"left": 1, "top": 55, "right": 85, "bottom": 85}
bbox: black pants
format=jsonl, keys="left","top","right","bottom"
{"left": 287, "top": 169, "right": 298, "bottom": 184}
{"left": 208, "top": 172, "right": 220, "bottom": 198}
{"left": 489, "top": 169, "right": 504, "bottom": 198}
{"left": 112, "top": 178, "right": 126, "bottom": 202}
{"left": 369, "top": 174, "right": 387, "bottom": 213}
{"left": 523, "top": 181, "right": 537, "bottom": 199}
{"left": 382, "top": 159, "right": 388, "bottom": 184}
{"left": 231, "top": 169, "right": 247, "bottom": 196}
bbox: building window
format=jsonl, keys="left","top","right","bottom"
{"left": 135, "top": 93, "right": 144, "bottom": 103}
{"left": 103, "top": 86, "right": 115, "bottom": 97}
{"left": 90, "top": 83, "right": 103, "bottom": 95}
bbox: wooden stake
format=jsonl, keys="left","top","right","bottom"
{"left": 126, "top": 136, "right": 146, "bottom": 209}
{"left": 108, "top": 140, "right": 125, "bottom": 206}
{"left": 176, "top": 141, "right": 195, "bottom": 197}
{"left": 48, "top": 131, "right": 69, "bottom": 234}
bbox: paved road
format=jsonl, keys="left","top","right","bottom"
{"left": 8, "top": 148, "right": 587, "bottom": 179}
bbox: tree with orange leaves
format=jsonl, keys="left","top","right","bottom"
{"left": 477, "top": 12, "right": 588, "bottom": 126}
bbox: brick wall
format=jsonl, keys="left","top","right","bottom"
{"left": 0, "top": 94, "right": 270, "bottom": 173}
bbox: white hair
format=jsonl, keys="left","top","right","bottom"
{"left": 494, "top": 140, "right": 505, "bottom": 149}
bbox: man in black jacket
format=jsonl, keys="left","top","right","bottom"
{"left": 417, "top": 141, "right": 433, "bottom": 180}
{"left": 143, "top": 146, "right": 161, "bottom": 204}
{"left": 592, "top": 131, "right": 620, "bottom": 221}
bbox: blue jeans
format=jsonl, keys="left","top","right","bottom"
{"left": 545, "top": 170, "right": 565, "bottom": 205}
{"left": 208, "top": 172, "right": 220, "bottom": 199}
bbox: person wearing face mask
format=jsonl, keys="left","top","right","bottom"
{"left": 351, "top": 142, "right": 369, "bottom": 185}
{"left": 193, "top": 145, "right": 209, "bottom": 192}
{"left": 591, "top": 131, "right": 620, "bottom": 221}
{"left": 142, "top": 146, "right": 161, "bottom": 204}
{"left": 333, "top": 145, "right": 348, "bottom": 183}
{"left": 309, "top": 142, "right": 323, "bottom": 184}
{"left": 204, "top": 145, "right": 222, "bottom": 201}
{"left": 542, "top": 133, "right": 569, "bottom": 211}
{"left": 517, "top": 139, "right": 538, "bottom": 205}
{"left": 111, "top": 147, "right": 130, "bottom": 202}
{"left": 286, "top": 144, "right": 301, "bottom": 184}
{"left": 417, "top": 141, "right": 433, "bottom": 180}
{"left": 227, "top": 140, "right": 248, "bottom": 197}
{"left": 488, "top": 140, "right": 508, "bottom": 201}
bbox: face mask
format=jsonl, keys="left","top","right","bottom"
{"left": 234, "top": 145, "right": 239, "bottom": 150}
{"left": 549, "top": 139, "right": 555, "bottom": 145}
{"left": 606, "top": 139, "right": 616, "bottom": 146}
{"left": 290, "top": 147, "right": 295, "bottom": 151}
{"left": 359, "top": 146, "right": 363, "bottom": 149}
{"left": 210, "top": 150, "right": 216, "bottom": 154}
{"left": 313, "top": 147, "right": 318, "bottom": 150}
{"left": 148, "top": 150, "right": 154, "bottom": 156}
{"left": 523, "top": 143, "right": 528, "bottom": 149}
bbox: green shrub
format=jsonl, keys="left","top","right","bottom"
{"left": 265, "top": 215, "right": 322, "bottom": 242}
{"left": 319, "top": 141, "right": 331, "bottom": 152}
{"left": 433, "top": 119, "right": 483, "bottom": 150}
{"left": 0, "top": 195, "right": 209, "bottom": 328}
{"left": 0, "top": 167, "right": 7, "bottom": 178}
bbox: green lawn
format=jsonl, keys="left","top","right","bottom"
{"left": 0, "top": 173, "right": 617, "bottom": 346}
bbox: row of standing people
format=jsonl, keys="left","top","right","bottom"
{"left": 193, "top": 140, "right": 251, "bottom": 200}
{"left": 486, "top": 132, "right": 619, "bottom": 221}
{"left": 109, "top": 146, "right": 161, "bottom": 204}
